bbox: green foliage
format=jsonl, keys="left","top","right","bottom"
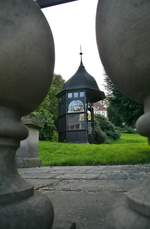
{"left": 93, "top": 126, "right": 107, "bottom": 144}
{"left": 88, "top": 126, "right": 106, "bottom": 144}
{"left": 39, "top": 134, "right": 150, "bottom": 166}
{"left": 118, "top": 126, "right": 136, "bottom": 134}
{"left": 51, "top": 131, "right": 58, "bottom": 142}
{"left": 105, "top": 76, "right": 144, "bottom": 127}
{"left": 95, "top": 114, "right": 120, "bottom": 142}
{"left": 32, "top": 74, "right": 64, "bottom": 140}
{"left": 32, "top": 111, "right": 55, "bottom": 140}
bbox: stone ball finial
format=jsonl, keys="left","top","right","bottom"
{"left": 96, "top": 1, "right": 150, "bottom": 228}
{"left": 96, "top": 0, "right": 150, "bottom": 139}
{"left": 0, "top": 1, "right": 55, "bottom": 228}
{"left": 0, "top": 0, "right": 54, "bottom": 115}
{"left": 96, "top": 0, "right": 150, "bottom": 103}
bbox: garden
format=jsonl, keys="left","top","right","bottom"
{"left": 39, "top": 133, "right": 150, "bottom": 166}
{"left": 32, "top": 75, "right": 149, "bottom": 167}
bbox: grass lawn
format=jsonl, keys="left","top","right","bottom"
{"left": 39, "top": 134, "right": 150, "bottom": 166}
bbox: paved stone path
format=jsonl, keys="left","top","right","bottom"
{"left": 19, "top": 165, "right": 150, "bottom": 229}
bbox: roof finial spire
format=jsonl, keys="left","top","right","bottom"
{"left": 79, "top": 45, "right": 83, "bottom": 65}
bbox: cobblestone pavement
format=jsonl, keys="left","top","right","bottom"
{"left": 19, "top": 165, "right": 150, "bottom": 229}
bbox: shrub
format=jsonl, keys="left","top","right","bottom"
{"left": 88, "top": 126, "right": 107, "bottom": 144}
{"left": 118, "top": 126, "right": 137, "bottom": 134}
{"left": 95, "top": 115, "right": 120, "bottom": 142}
{"left": 51, "top": 130, "right": 58, "bottom": 142}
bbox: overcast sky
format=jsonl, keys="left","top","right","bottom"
{"left": 42, "top": 0, "right": 105, "bottom": 91}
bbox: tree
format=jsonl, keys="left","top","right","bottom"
{"left": 105, "top": 75, "right": 144, "bottom": 127}
{"left": 32, "top": 74, "right": 64, "bottom": 140}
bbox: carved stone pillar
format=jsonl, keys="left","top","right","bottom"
{"left": 0, "top": 0, "right": 54, "bottom": 228}
{"left": 96, "top": 0, "right": 150, "bottom": 228}
{"left": 16, "top": 117, "right": 41, "bottom": 168}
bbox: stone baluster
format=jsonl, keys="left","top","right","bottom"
{"left": 0, "top": 0, "right": 54, "bottom": 228}
{"left": 96, "top": 0, "right": 150, "bottom": 228}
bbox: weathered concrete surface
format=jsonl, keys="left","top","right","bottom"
{"left": 19, "top": 165, "right": 150, "bottom": 229}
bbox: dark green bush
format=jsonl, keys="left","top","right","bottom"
{"left": 118, "top": 126, "right": 136, "bottom": 134}
{"left": 88, "top": 125, "right": 107, "bottom": 144}
{"left": 51, "top": 130, "right": 59, "bottom": 142}
{"left": 95, "top": 115, "right": 120, "bottom": 142}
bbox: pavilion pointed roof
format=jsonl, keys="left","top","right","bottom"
{"left": 63, "top": 60, "right": 105, "bottom": 102}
